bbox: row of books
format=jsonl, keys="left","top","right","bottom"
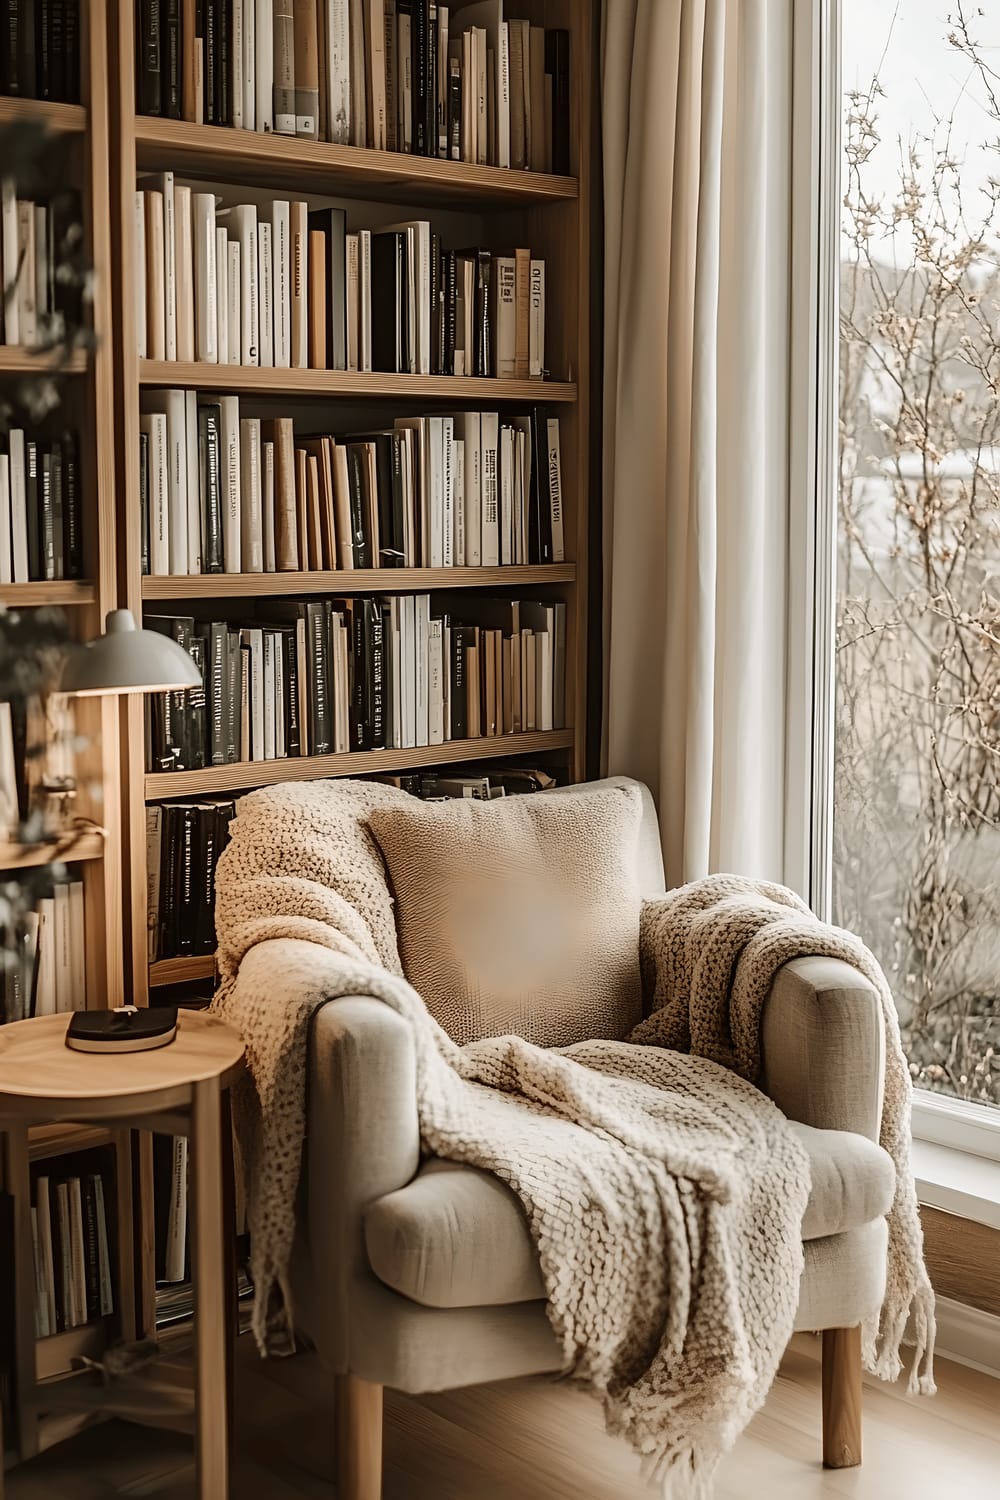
{"left": 0, "top": 877, "right": 87, "bottom": 1024}
{"left": 135, "top": 180, "right": 546, "bottom": 379}
{"left": 379, "top": 764, "right": 554, "bottom": 799}
{"left": 139, "top": 396, "right": 563, "bottom": 576}
{"left": 0, "top": 428, "right": 82, "bottom": 584}
{"left": 135, "top": 1, "right": 569, "bottom": 173}
{"left": 31, "top": 1165, "right": 115, "bottom": 1337}
{"left": 0, "top": 2, "right": 80, "bottom": 103}
{"left": 144, "top": 593, "right": 566, "bottom": 773}
{"left": 0, "top": 187, "right": 82, "bottom": 348}
{"left": 152, "top": 1134, "right": 190, "bottom": 1283}
{"left": 145, "top": 797, "right": 235, "bottom": 962}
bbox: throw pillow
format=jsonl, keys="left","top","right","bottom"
{"left": 367, "top": 784, "right": 644, "bottom": 1046}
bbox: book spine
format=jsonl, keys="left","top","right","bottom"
{"left": 92, "top": 1175, "right": 114, "bottom": 1316}
{"left": 219, "top": 396, "right": 241, "bottom": 571}
{"left": 326, "top": 0, "right": 350, "bottom": 143}
{"left": 165, "top": 0, "right": 182, "bottom": 117}
{"left": 529, "top": 257, "right": 545, "bottom": 378}
{"left": 272, "top": 0, "right": 296, "bottom": 133}
{"left": 139, "top": 0, "right": 163, "bottom": 114}
{"left": 193, "top": 191, "right": 218, "bottom": 363}
{"left": 293, "top": 0, "right": 319, "bottom": 136}
{"left": 271, "top": 201, "right": 291, "bottom": 368}
{"left": 199, "top": 402, "right": 224, "bottom": 571}
{"left": 255, "top": 0, "right": 273, "bottom": 130}
{"left": 546, "top": 415, "right": 564, "bottom": 564}
{"left": 174, "top": 183, "right": 195, "bottom": 361}
{"left": 257, "top": 218, "right": 273, "bottom": 366}
{"left": 290, "top": 201, "right": 308, "bottom": 368}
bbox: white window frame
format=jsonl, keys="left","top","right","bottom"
{"left": 787, "top": 0, "right": 1000, "bottom": 1167}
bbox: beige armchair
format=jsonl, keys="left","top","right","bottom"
{"left": 255, "top": 778, "right": 892, "bottom": 1497}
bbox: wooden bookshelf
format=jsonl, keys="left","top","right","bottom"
{"left": 0, "top": 97, "right": 88, "bottom": 134}
{"left": 0, "top": 831, "right": 105, "bottom": 871}
{"left": 27, "top": 1124, "right": 114, "bottom": 1163}
{"left": 108, "top": 0, "right": 594, "bottom": 1337}
{"left": 0, "top": 347, "right": 88, "bottom": 374}
{"left": 0, "top": 580, "right": 97, "bottom": 607}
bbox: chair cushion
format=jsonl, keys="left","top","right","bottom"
{"left": 366, "top": 783, "right": 644, "bottom": 1046}
{"left": 364, "top": 1124, "right": 896, "bottom": 1309}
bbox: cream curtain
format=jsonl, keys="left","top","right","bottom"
{"left": 601, "top": 0, "right": 793, "bottom": 888}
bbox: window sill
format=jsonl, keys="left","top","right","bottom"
{"left": 913, "top": 1137, "right": 1000, "bottom": 1231}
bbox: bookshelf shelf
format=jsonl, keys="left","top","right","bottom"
{"left": 0, "top": 98, "right": 88, "bottom": 134}
{"left": 0, "top": 347, "right": 88, "bottom": 375}
{"left": 0, "top": 580, "right": 96, "bottom": 608}
{"left": 27, "top": 1124, "right": 114, "bottom": 1164}
{"left": 0, "top": 831, "right": 105, "bottom": 871}
{"left": 141, "top": 564, "right": 576, "bottom": 599}
{"left": 145, "top": 729, "right": 575, "bottom": 799}
{"left": 138, "top": 360, "right": 577, "bottom": 403}
{"left": 133, "top": 116, "right": 579, "bottom": 208}
{"left": 149, "top": 955, "right": 217, "bottom": 988}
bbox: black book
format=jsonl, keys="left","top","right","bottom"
{"left": 354, "top": 432, "right": 396, "bottom": 567}
{"left": 201, "top": 620, "right": 227, "bottom": 766}
{"left": 40, "top": 448, "right": 57, "bottom": 580}
{"left": 17, "top": 0, "right": 35, "bottom": 99}
{"left": 48, "top": 1178, "right": 67, "bottom": 1331}
{"left": 370, "top": 230, "right": 407, "bottom": 374}
{"left": 281, "top": 626, "right": 301, "bottom": 756}
{"left": 307, "top": 207, "right": 347, "bottom": 370}
{"left": 449, "top": 622, "right": 469, "bottom": 739}
{"left": 389, "top": 431, "right": 406, "bottom": 567}
{"left": 412, "top": 0, "right": 430, "bottom": 155}
{"left": 427, "top": 0, "right": 438, "bottom": 159}
{"left": 81, "top": 1174, "right": 102, "bottom": 1321}
{"left": 367, "top": 597, "right": 386, "bottom": 750}
{"left": 203, "top": 0, "right": 218, "bottom": 123}
{"left": 225, "top": 628, "right": 240, "bottom": 763}
{"left": 49, "top": 0, "right": 67, "bottom": 104}
{"left": 62, "top": 430, "right": 81, "bottom": 578}
{"left": 38, "top": 0, "right": 52, "bottom": 100}
{"left": 216, "top": 0, "right": 230, "bottom": 124}
{"left": 159, "top": 805, "right": 179, "bottom": 959}
{"left": 345, "top": 443, "right": 371, "bottom": 568}
{"left": 49, "top": 446, "right": 65, "bottom": 579}
{"left": 195, "top": 805, "right": 216, "bottom": 954}
{"left": 186, "top": 635, "right": 207, "bottom": 769}
{"left": 198, "top": 401, "right": 224, "bottom": 572}
{"left": 546, "top": 30, "right": 571, "bottom": 176}
{"left": 151, "top": 1134, "right": 173, "bottom": 1281}
{"left": 305, "top": 602, "right": 333, "bottom": 755}
{"left": 448, "top": 51, "right": 461, "bottom": 160}
{"left": 139, "top": 428, "right": 150, "bottom": 574}
{"left": 25, "top": 439, "right": 40, "bottom": 580}
{"left": 528, "top": 404, "right": 553, "bottom": 563}
{"left": 63, "top": 0, "right": 79, "bottom": 103}
{"left": 1, "top": 2, "right": 20, "bottom": 95}
{"left": 137, "top": 0, "right": 163, "bottom": 115}
{"left": 474, "top": 249, "right": 491, "bottom": 377}
{"left": 148, "top": 616, "right": 195, "bottom": 768}
{"left": 175, "top": 805, "right": 197, "bottom": 954}
{"left": 348, "top": 599, "right": 366, "bottom": 750}
{"left": 430, "top": 231, "right": 441, "bottom": 374}
{"left": 164, "top": 0, "right": 182, "bottom": 117}
{"left": 51, "top": 192, "right": 84, "bottom": 330}
{"left": 443, "top": 248, "right": 456, "bottom": 375}
{"left": 145, "top": 695, "right": 171, "bottom": 774}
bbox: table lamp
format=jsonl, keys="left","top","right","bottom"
{"left": 60, "top": 608, "right": 202, "bottom": 695}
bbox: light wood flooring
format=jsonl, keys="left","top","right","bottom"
{"left": 7, "top": 1333, "right": 999, "bottom": 1499}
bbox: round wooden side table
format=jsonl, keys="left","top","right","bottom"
{"left": 0, "top": 1010, "right": 244, "bottom": 1500}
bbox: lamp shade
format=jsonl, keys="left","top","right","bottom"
{"left": 60, "top": 609, "right": 202, "bottom": 696}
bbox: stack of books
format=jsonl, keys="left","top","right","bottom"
{"left": 144, "top": 592, "right": 565, "bottom": 772}
{"left": 134, "top": 181, "right": 546, "bottom": 378}
{"left": 139, "top": 399, "right": 562, "bottom": 576}
{"left": 379, "top": 764, "right": 555, "bottom": 798}
{"left": 0, "top": 427, "right": 82, "bottom": 583}
{"left": 0, "top": 876, "right": 87, "bottom": 1024}
{"left": 31, "top": 1165, "right": 114, "bottom": 1337}
{"left": 0, "top": 2, "right": 81, "bottom": 103}
{"left": 1, "top": 186, "right": 83, "bottom": 349}
{"left": 134, "top": 1, "right": 570, "bottom": 172}
{"left": 145, "top": 797, "right": 235, "bottom": 962}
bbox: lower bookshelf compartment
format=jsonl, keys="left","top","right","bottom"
{"left": 35, "top": 1322, "right": 108, "bottom": 1382}
{"left": 145, "top": 728, "right": 575, "bottom": 798}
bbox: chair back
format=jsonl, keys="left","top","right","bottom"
{"left": 548, "top": 776, "right": 664, "bottom": 897}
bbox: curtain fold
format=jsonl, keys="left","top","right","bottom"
{"left": 601, "top": 0, "right": 793, "bottom": 889}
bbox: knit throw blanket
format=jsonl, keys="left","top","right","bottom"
{"left": 212, "top": 780, "right": 935, "bottom": 1495}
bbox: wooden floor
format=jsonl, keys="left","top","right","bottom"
{"left": 7, "top": 1333, "right": 999, "bottom": 1499}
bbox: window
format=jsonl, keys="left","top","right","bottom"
{"left": 831, "top": 1, "right": 1000, "bottom": 1111}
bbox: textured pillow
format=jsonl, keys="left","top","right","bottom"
{"left": 366, "top": 785, "right": 644, "bottom": 1046}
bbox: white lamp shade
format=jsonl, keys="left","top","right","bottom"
{"left": 60, "top": 610, "right": 202, "bottom": 696}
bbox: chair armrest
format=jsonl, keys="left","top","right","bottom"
{"left": 760, "top": 956, "right": 885, "bottom": 1141}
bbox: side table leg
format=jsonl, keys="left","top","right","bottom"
{"left": 191, "top": 1077, "right": 229, "bottom": 1500}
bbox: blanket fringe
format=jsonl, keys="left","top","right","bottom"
{"left": 640, "top": 1443, "right": 718, "bottom": 1500}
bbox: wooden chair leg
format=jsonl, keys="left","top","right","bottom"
{"left": 822, "top": 1326, "right": 862, "bottom": 1468}
{"left": 336, "top": 1375, "right": 383, "bottom": 1500}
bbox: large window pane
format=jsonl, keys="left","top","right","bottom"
{"left": 835, "top": 1, "right": 1000, "bottom": 1104}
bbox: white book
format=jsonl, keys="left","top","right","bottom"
{"left": 498, "top": 19, "right": 510, "bottom": 168}
{"left": 8, "top": 431, "right": 27, "bottom": 581}
{"left": 453, "top": 4, "right": 509, "bottom": 165}
{"left": 366, "top": 0, "right": 388, "bottom": 148}
{"left": 31, "top": 1205, "right": 48, "bottom": 1338}
{"left": 441, "top": 416, "right": 454, "bottom": 566}
{"left": 475, "top": 27, "right": 488, "bottom": 163}
{"left": 452, "top": 411, "right": 480, "bottom": 565}
{"left": 35, "top": 897, "right": 56, "bottom": 1017}
{"left": 148, "top": 173, "right": 177, "bottom": 360}
{"left": 69, "top": 880, "right": 86, "bottom": 1010}
{"left": 262, "top": 439, "right": 276, "bottom": 569}
{"left": 174, "top": 184, "right": 195, "bottom": 362}
{"left": 495, "top": 254, "right": 516, "bottom": 377}
{"left": 452, "top": 437, "right": 465, "bottom": 566}
{"left": 401, "top": 593, "right": 416, "bottom": 748}
{"left": 428, "top": 617, "right": 444, "bottom": 744}
{"left": 35, "top": 1178, "right": 57, "bottom": 1336}
{"left": 232, "top": 0, "right": 245, "bottom": 128}
{"left": 145, "top": 805, "right": 162, "bottom": 963}
{"left": 227, "top": 204, "right": 259, "bottom": 365}
{"left": 546, "top": 416, "right": 564, "bottom": 563}
{"left": 480, "top": 411, "right": 499, "bottom": 565}
{"left": 262, "top": 632, "right": 276, "bottom": 760}
{"left": 150, "top": 389, "right": 190, "bottom": 575}
{"left": 499, "top": 422, "right": 514, "bottom": 565}
{"left": 414, "top": 593, "right": 430, "bottom": 746}
{"left": 53, "top": 883, "right": 71, "bottom": 1014}
{"left": 246, "top": 627, "right": 265, "bottom": 757}
{"left": 92, "top": 1175, "right": 114, "bottom": 1315}
{"left": 358, "top": 229, "right": 372, "bottom": 372}
{"left": 228, "top": 240, "right": 242, "bottom": 363}
{"left": 16, "top": 200, "right": 37, "bottom": 347}
{"left": 165, "top": 1136, "right": 189, "bottom": 1283}
{"left": 0, "top": 452, "right": 10, "bottom": 585}
{"left": 398, "top": 7, "right": 412, "bottom": 152}
{"left": 326, "top": 0, "right": 351, "bottom": 143}
{"left": 219, "top": 396, "right": 242, "bottom": 572}
{"left": 185, "top": 388, "right": 201, "bottom": 571}
{"left": 139, "top": 412, "right": 169, "bottom": 574}
{"left": 193, "top": 192, "right": 218, "bottom": 363}
{"left": 216, "top": 227, "right": 230, "bottom": 366}
{"left": 427, "top": 415, "right": 444, "bottom": 566}
{"left": 529, "top": 258, "right": 545, "bottom": 378}
{"left": 522, "top": 601, "right": 554, "bottom": 729}
{"left": 1, "top": 178, "right": 19, "bottom": 344}
{"left": 338, "top": 619, "right": 351, "bottom": 752}
{"left": 256, "top": 0, "right": 274, "bottom": 130}
{"left": 387, "top": 598, "right": 401, "bottom": 747}
{"left": 243, "top": 0, "right": 257, "bottom": 130}
{"left": 271, "top": 201, "right": 291, "bottom": 367}
{"left": 257, "top": 220, "right": 274, "bottom": 366}
{"left": 345, "top": 232, "right": 359, "bottom": 370}
{"left": 240, "top": 417, "right": 264, "bottom": 571}
{"left": 68, "top": 1178, "right": 87, "bottom": 1326}
{"left": 134, "top": 190, "right": 147, "bottom": 358}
